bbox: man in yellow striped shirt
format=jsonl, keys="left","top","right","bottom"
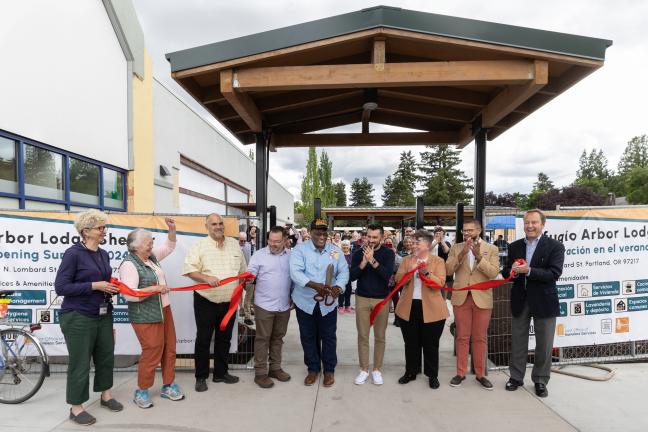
{"left": 183, "top": 213, "right": 247, "bottom": 392}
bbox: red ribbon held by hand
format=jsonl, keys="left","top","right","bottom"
{"left": 110, "top": 272, "right": 255, "bottom": 331}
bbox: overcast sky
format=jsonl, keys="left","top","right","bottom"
{"left": 131, "top": 0, "right": 648, "bottom": 204}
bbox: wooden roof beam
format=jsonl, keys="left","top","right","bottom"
{"left": 220, "top": 69, "right": 263, "bottom": 132}
{"left": 271, "top": 132, "right": 458, "bottom": 148}
{"left": 232, "top": 60, "right": 541, "bottom": 92}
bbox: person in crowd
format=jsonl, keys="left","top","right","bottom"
{"left": 431, "top": 226, "right": 451, "bottom": 260}
{"left": 332, "top": 231, "right": 342, "bottom": 248}
{"left": 445, "top": 219, "right": 500, "bottom": 390}
{"left": 238, "top": 231, "right": 255, "bottom": 325}
{"left": 337, "top": 240, "right": 353, "bottom": 313}
{"left": 494, "top": 234, "right": 509, "bottom": 250}
{"left": 503, "top": 209, "right": 565, "bottom": 398}
{"left": 290, "top": 219, "right": 349, "bottom": 387}
{"left": 247, "top": 225, "right": 258, "bottom": 253}
{"left": 395, "top": 229, "right": 449, "bottom": 389}
{"left": 247, "top": 227, "right": 293, "bottom": 388}
{"left": 298, "top": 227, "right": 310, "bottom": 244}
{"left": 384, "top": 238, "right": 402, "bottom": 325}
{"left": 239, "top": 231, "right": 252, "bottom": 264}
{"left": 285, "top": 219, "right": 298, "bottom": 248}
{"left": 397, "top": 227, "right": 415, "bottom": 252}
{"left": 243, "top": 227, "right": 257, "bottom": 325}
{"left": 119, "top": 217, "right": 184, "bottom": 408}
{"left": 352, "top": 231, "right": 367, "bottom": 254}
{"left": 350, "top": 224, "right": 395, "bottom": 386}
{"left": 55, "top": 210, "right": 123, "bottom": 426}
{"left": 183, "top": 213, "right": 247, "bottom": 392}
{"left": 399, "top": 236, "right": 414, "bottom": 257}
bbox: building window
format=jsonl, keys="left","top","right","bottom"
{"left": 0, "top": 136, "right": 18, "bottom": 194}
{"left": 70, "top": 158, "right": 100, "bottom": 205}
{"left": 0, "top": 130, "right": 127, "bottom": 211}
{"left": 104, "top": 169, "right": 124, "bottom": 209}
{"left": 24, "top": 144, "right": 64, "bottom": 200}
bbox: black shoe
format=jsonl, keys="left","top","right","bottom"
{"left": 213, "top": 373, "right": 240, "bottom": 384}
{"left": 398, "top": 374, "right": 416, "bottom": 384}
{"left": 428, "top": 377, "right": 440, "bottom": 389}
{"left": 393, "top": 319, "right": 400, "bottom": 327}
{"left": 244, "top": 318, "right": 254, "bottom": 326}
{"left": 449, "top": 375, "right": 466, "bottom": 387}
{"left": 195, "top": 378, "right": 208, "bottom": 392}
{"left": 477, "top": 376, "right": 494, "bottom": 390}
{"left": 534, "top": 383, "right": 548, "bottom": 398}
{"left": 505, "top": 378, "right": 523, "bottom": 391}
{"left": 69, "top": 409, "right": 96, "bottom": 426}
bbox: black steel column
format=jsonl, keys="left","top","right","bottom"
{"left": 269, "top": 205, "right": 276, "bottom": 228}
{"left": 455, "top": 202, "right": 465, "bottom": 243}
{"left": 415, "top": 196, "right": 424, "bottom": 229}
{"left": 314, "top": 198, "right": 321, "bottom": 219}
{"left": 474, "top": 128, "right": 487, "bottom": 231}
{"left": 255, "top": 132, "right": 268, "bottom": 247}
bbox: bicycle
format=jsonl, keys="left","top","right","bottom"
{"left": 0, "top": 290, "right": 50, "bottom": 404}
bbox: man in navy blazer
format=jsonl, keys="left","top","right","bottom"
{"left": 502, "top": 209, "right": 565, "bottom": 398}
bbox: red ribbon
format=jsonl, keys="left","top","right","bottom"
{"left": 110, "top": 272, "right": 255, "bottom": 331}
{"left": 369, "top": 258, "right": 525, "bottom": 326}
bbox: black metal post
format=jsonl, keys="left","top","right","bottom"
{"left": 455, "top": 202, "right": 465, "bottom": 243}
{"left": 255, "top": 132, "right": 268, "bottom": 248}
{"left": 269, "top": 205, "right": 276, "bottom": 228}
{"left": 415, "top": 196, "right": 424, "bottom": 229}
{"left": 314, "top": 198, "right": 321, "bottom": 219}
{"left": 474, "top": 128, "right": 487, "bottom": 233}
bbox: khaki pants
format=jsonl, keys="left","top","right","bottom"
{"left": 355, "top": 295, "right": 390, "bottom": 371}
{"left": 253, "top": 305, "right": 291, "bottom": 376}
{"left": 243, "top": 283, "right": 255, "bottom": 319}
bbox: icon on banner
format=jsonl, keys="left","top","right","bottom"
{"left": 49, "top": 291, "right": 63, "bottom": 306}
{"left": 577, "top": 283, "right": 592, "bottom": 298}
{"left": 615, "top": 298, "right": 627, "bottom": 312}
{"left": 601, "top": 319, "right": 612, "bottom": 334}
{"left": 556, "top": 324, "right": 565, "bottom": 336}
{"left": 37, "top": 309, "right": 51, "bottom": 323}
{"left": 615, "top": 317, "right": 630, "bottom": 333}
{"left": 622, "top": 280, "right": 636, "bottom": 295}
{"left": 571, "top": 301, "right": 584, "bottom": 316}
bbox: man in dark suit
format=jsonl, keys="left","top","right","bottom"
{"left": 502, "top": 209, "right": 565, "bottom": 398}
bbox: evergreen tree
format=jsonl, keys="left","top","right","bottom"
{"left": 527, "top": 172, "right": 556, "bottom": 209}
{"left": 417, "top": 145, "right": 472, "bottom": 205}
{"left": 334, "top": 181, "right": 347, "bottom": 206}
{"left": 318, "top": 151, "right": 336, "bottom": 207}
{"left": 382, "top": 151, "right": 417, "bottom": 206}
{"left": 350, "top": 177, "right": 375, "bottom": 207}
{"left": 618, "top": 135, "right": 648, "bottom": 176}
{"left": 298, "top": 147, "right": 320, "bottom": 222}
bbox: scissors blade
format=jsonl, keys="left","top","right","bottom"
{"left": 325, "top": 264, "right": 334, "bottom": 286}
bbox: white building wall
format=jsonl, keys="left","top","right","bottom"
{"left": 0, "top": 0, "right": 128, "bottom": 168}
{"left": 152, "top": 80, "right": 294, "bottom": 222}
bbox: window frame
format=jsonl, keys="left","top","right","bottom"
{"left": 0, "top": 129, "right": 127, "bottom": 211}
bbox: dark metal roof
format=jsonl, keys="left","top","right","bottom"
{"left": 166, "top": 5, "right": 612, "bottom": 72}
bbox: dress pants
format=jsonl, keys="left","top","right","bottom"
{"left": 253, "top": 305, "right": 290, "bottom": 376}
{"left": 355, "top": 295, "right": 389, "bottom": 371}
{"left": 193, "top": 292, "right": 235, "bottom": 379}
{"left": 399, "top": 299, "right": 445, "bottom": 378}
{"left": 510, "top": 301, "right": 556, "bottom": 385}
{"left": 295, "top": 303, "right": 337, "bottom": 373}
{"left": 453, "top": 293, "right": 492, "bottom": 378}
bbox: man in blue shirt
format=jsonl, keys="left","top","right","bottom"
{"left": 290, "top": 219, "right": 349, "bottom": 387}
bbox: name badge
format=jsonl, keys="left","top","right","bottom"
{"left": 99, "top": 302, "right": 109, "bottom": 316}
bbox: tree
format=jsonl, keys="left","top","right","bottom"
{"left": 576, "top": 149, "right": 610, "bottom": 180}
{"left": 334, "top": 181, "right": 347, "bottom": 206}
{"left": 318, "top": 151, "right": 336, "bottom": 208}
{"left": 350, "top": 177, "right": 375, "bottom": 207}
{"left": 626, "top": 167, "right": 648, "bottom": 204}
{"left": 418, "top": 145, "right": 472, "bottom": 205}
{"left": 298, "top": 147, "right": 320, "bottom": 222}
{"left": 618, "top": 135, "right": 648, "bottom": 176}
{"left": 485, "top": 191, "right": 517, "bottom": 207}
{"left": 382, "top": 151, "right": 417, "bottom": 206}
{"left": 527, "top": 172, "right": 556, "bottom": 209}
{"left": 535, "top": 185, "right": 605, "bottom": 209}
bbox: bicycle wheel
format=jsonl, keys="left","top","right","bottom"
{"left": 0, "top": 328, "right": 47, "bottom": 404}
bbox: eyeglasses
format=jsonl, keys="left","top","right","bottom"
{"left": 92, "top": 226, "right": 107, "bottom": 232}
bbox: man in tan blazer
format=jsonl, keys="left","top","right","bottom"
{"left": 446, "top": 219, "right": 500, "bottom": 390}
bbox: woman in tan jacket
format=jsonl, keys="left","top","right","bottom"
{"left": 395, "top": 229, "right": 449, "bottom": 389}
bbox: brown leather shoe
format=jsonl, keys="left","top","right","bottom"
{"left": 254, "top": 375, "right": 274, "bottom": 389}
{"left": 323, "top": 372, "right": 335, "bottom": 387}
{"left": 304, "top": 371, "right": 319, "bottom": 386}
{"left": 269, "top": 369, "right": 291, "bottom": 382}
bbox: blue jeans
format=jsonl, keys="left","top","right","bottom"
{"left": 295, "top": 304, "right": 337, "bottom": 373}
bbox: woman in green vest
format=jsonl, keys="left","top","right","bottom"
{"left": 119, "top": 217, "right": 184, "bottom": 408}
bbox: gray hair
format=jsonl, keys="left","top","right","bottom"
{"left": 126, "top": 228, "right": 153, "bottom": 253}
{"left": 341, "top": 239, "right": 351, "bottom": 247}
{"left": 74, "top": 209, "right": 108, "bottom": 236}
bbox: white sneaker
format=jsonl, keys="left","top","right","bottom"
{"left": 354, "top": 370, "right": 370, "bottom": 385}
{"left": 372, "top": 370, "right": 384, "bottom": 385}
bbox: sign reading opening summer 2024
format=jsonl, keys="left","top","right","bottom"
{"left": 516, "top": 208, "right": 648, "bottom": 348}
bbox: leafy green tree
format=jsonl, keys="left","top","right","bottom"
{"left": 618, "top": 135, "right": 648, "bottom": 176}
{"left": 527, "top": 172, "right": 556, "bottom": 209}
{"left": 298, "top": 147, "right": 320, "bottom": 222}
{"left": 574, "top": 149, "right": 610, "bottom": 196}
{"left": 334, "top": 181, "right": 347, "bottom": 207}
{"left": 318, "top": 151, "right": 336, "bottom": 208}
{"left": 417, "top": 145, "right": 472, "bottom": 205}
{"left": 350, "top": 177, "right": 375, "bottom": 207}
{"left": 626, "top": 167, "right": 648, "bottom": 204}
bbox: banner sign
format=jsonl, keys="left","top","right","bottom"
{"left": 0, "top": 211, "right": 244, "bottom": 355}
{"left": 516, "top": 208, "right": 648, "bottom": 347}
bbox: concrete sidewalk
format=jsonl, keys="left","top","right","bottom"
{"left": 2, "top": 306, "right": 646, "bottom": 432}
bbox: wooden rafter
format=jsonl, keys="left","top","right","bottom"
{"left": 271, "top": 132, "right": 458, "bottom": 148}
{"left": 231, "top": 60, "right": 540, "bottom": 92}
{"left": 219, "top": 69, "right": 263, "bottom": 132}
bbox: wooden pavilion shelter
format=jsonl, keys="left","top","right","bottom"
{"left": 166, "top": 6, "right": 611, "bottom": 241}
